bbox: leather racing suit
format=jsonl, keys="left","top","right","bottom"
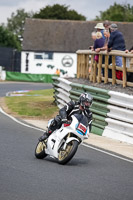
{"left": 48, "top": 100, "right": 92, "bottom": 133}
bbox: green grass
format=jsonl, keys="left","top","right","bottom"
{"left": 5, "top": 89, "right": 59, "bottom": 119}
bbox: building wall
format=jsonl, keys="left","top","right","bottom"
{"left": 21, "top": 51, "right": 77, "bottom": 77}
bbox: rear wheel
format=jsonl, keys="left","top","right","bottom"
{"left": 35, "top": 141, "right": 47, "bottom": 159}
{"left": 58, "top": 140, "right": 78, "bottom": 165}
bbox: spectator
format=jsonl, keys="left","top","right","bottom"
{"left": 93, "top": 32, "right": 105, "bottom": 62}
{"left": 55, "top": 68, "right": 60, "bottom": 75}
{"left": 91, "top": 31, "right": 97, "bottom": 41}
{"left": 125, "top": 46, "right": 133, "bottom": 82}
{"left": 95, "top": 29, "right": 110, "bottom": 52}
{"left": 95, "top": 29, "right": 111, "bottom": 77}
{"left": 108, "top": 24, "right": 126, "bottom": 51}
{"left": 103, "top": 20, "right": 111, "bottom": 32}
{"left": 125, "top": 46, "right": 133, "bottom": 53}
{"left": 94, "top": 23, "right": 105, "bottom": 39}
{"left": 89, "top": 31, "right": 97, "bottom": 50}
{"left": 108, "top": 23, "right": 126, "bottom": 80}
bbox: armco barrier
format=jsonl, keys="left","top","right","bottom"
{"left": 52, "top": 77, "right": 133, "bottom": 144}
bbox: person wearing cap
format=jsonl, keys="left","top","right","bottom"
{"left": 108, "top": 23, "right": 126, "bottom": 53}
{"left": 107, "top": 23, "right": 126, "bottom": 80}
{"left": 94, "top": 21, "right": 111, "bottom": 52}
{"left": 103, "top": 20, "right": 111, "bottom": 32}
{"left": 108, "top": 23, "right": 126, "bottom": 51}
{"left": 94, "top": 23, "right": 105, "bottom": 39}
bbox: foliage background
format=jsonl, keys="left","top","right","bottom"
{"left": 0, "top": 3, "right": 133, "bottom": 50}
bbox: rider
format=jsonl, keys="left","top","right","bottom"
{"left": 39, "top": 92, "right": 93, "bottom": 141}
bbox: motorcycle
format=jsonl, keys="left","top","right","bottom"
{"left": 35, "top": 114, "right": 90, "bottom": 165}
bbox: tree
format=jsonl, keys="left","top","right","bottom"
{"left": 33, "top": 4, "right": 86, "bottom": 21}
{"left": 0, "top": 25, "right": 21, "bottom": 50}
{"left": 6, "top": 9, "right": 33, "bottom": 47}
{"left": 95, "top": 2, "right": 133, "bottom": 22}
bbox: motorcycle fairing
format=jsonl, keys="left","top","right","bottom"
{"left": 76, "top": 123, "right": 87, "bottom": 135}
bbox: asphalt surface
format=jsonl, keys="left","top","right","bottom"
{"left": 0, "top": 110, "right": 133, "bottom": 200}
{"left": 0, "top": 81, "right": 52, "bottom": 97}
{"left": 0, "top": 82, "right": 133, "bottom": 200}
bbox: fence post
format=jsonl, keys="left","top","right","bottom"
{"left": 85, "top": 54, "right": 89, "bottom": 79}
{"left": 90, "top": 55, "right": 94, "bottom": 81}
{"left": 93, "top": 60, "right": 97, "bottom": 83}
{"left": 82, "top": 54, "right": 85, "bottom": 78}
{"left": 104, "top": 55, "right": 109, "bottom": 83}
{"left": 123, "top": 57, "right": 127, "bottom": 88}
{"left": 79, "top": 54, "right": 82, "bottom": 78}
{"left": 112, "top": 55, "right": 116, "bottom": 85}
{"left": 77, "top": 54, "right": 80, "bottom": 78}
{"left": 97, "top": 54, "right": 102, "bottom": 83}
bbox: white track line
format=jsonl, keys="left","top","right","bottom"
{"left": 0, "top": 107, "right": 133, "bottom": 163}
{"left": 0, "top": 107, "right": 44, "bottom": 132}
{"left": 82, "top": 143, "right": 133, "bottom": 163}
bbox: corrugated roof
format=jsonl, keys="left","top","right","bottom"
{"left": 22, "top": 18, "right": 133, "bottom": 52}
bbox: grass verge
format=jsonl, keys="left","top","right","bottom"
{"left": 5, "top": 89, "right": 59, "bottom": 119}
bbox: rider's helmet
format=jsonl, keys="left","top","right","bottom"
{"left": 79, "top": 93, "right": 93, "bottom": 109}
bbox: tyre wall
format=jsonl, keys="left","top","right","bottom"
{"left": 52, "top": 76, "right": 133, "bottom": 144}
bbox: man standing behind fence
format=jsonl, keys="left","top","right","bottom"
{"left": 107, "top": 24, "right": 126, "bottom": 80}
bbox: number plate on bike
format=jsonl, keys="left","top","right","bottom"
{"left": 77, "top": 123, "right": 87, "bottom": 135}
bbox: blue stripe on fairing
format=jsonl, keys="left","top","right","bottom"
{"left": 76, "top": 130, "right": 87, "bottom": 136}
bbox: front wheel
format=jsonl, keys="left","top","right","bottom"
{"left": 35, "top": 141, "right": 47, "bottom": 159}
{"left": 58, "top": 140, "right": 79, "bottom": 165}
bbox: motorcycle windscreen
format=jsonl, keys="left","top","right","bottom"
{"left": 74, "top": 114, "right": 88, "bottom": 135}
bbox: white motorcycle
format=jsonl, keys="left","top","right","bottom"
{"left": 35, "top": 114, "right": 90, "bottom": 165}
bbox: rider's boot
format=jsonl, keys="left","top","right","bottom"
{"left": 39, "top": 119, "right": 56, "bottom": 141}
{"left": 39, "top": 130, "right": 52, "bottom": 141}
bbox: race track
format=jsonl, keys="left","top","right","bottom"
{"left": 0, "top": 82, "right": 133, "bottom": 200}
